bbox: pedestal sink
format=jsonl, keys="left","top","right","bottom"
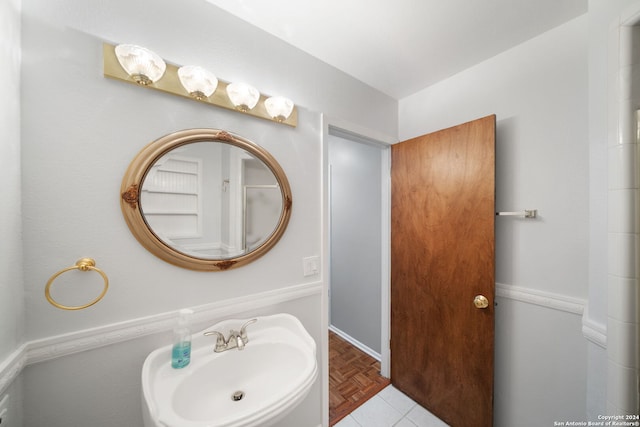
{"left": 142, "top": 313, "right": 318, "bottom": 427}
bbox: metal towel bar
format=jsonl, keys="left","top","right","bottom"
{"left": 495, "top": 209, "right": 538, "bottom": 218}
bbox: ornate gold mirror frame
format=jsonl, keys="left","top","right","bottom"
{"left": 120, "top": 128, "right": 292, "bottom": 271}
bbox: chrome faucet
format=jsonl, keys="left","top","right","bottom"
{"left": 204, "top": 319, "right": 257, "bottom": 352}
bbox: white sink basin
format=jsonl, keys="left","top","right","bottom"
{"left": 142, "top": 313, "right": 318, "bottom": 427}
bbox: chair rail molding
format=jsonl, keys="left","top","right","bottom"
{"left": 0, "top": 281, "right": 322, "bottom": 394}
{"left": 0, "top": 344, "right": 27, "bottom": 394}
{"left": 496, "top": 282, "right": 605, "bottom": 348}
{"left": 496, "top": 282, "right": 585, "bottom": 314}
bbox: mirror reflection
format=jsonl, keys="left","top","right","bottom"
{"left": 120, "top": 128, "right": 292, "bottom": 271}
{"left": 140, "top": 141, "right": 284, "bottom": 260}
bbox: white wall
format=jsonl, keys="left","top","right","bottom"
{"left": 0, "top": 0, "right": 25, "bottom": 425}
{"left": 20, "top": 27, "right": 321, "bottom": 340}
{"left": 400, "top": 15, "right": 589, "bottom": 300}
{"left": 400, "top": 15, "right": 590, "bottom": 425}
{"left": 9, "top": 0, "right": 398, "bottom": 426}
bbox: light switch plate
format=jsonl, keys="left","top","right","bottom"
{"left": 303, "top": 256, "right": 320, "bottom": 277}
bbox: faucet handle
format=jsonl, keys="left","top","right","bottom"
{"left": 239, "top": 318, "right": 257, "bottom": 342}
{"left": 203, "top": 330, "right": 227, "bottom": 352}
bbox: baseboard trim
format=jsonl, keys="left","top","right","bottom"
{"left": 0, "top": 281, "right": 322, "bottom": 394}
{"left": 329, "top": 325, "right": 382, "bottom": 361}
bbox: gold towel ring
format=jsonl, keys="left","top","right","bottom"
{"left": 45, "top": 258, "right": 109, "bottom": 310}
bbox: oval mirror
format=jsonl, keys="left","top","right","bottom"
{"left": 120, "top": 129, "right": 292, "bottom": 271}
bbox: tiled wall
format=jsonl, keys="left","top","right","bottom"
{"left": 606, "top": 20, "right": 640, "bottom": 415}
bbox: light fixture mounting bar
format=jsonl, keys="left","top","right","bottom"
{"left": 102, "top": 43, "right": 297, "bottom": 127}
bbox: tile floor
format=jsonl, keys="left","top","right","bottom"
{"left": 334, "top": 385, "right": 449, "bottom": 427}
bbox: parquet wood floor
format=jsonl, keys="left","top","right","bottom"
{"left": 329, "top": 330, "right": 390, "bottom": 426}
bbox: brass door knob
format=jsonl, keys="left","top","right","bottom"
{"left": 474, "top": 295, "right": 489, "bottom": 309}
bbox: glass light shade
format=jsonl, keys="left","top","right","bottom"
{"left": 114, "top": 44, "right": 166, "bottom": 85}
{"left": 177, "top": 66, "right": 218, "bottom": 100}
{"left": 264, "top": 96, "right": 294, "bottom": 122}
{"left": 226, "top": 82, "right": 260, "bottom": 111}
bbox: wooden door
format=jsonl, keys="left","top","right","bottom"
{"left": 390, "top": 115, "right": 495, "bottom": 427}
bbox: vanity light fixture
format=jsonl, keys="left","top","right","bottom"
{"left": 104, "top": 42, "right": 297, "bottom": 126}
{"left": 114, "top": 44, "right": 166, "bottom": 86}
{"left": 226, "top": 82, "right": 260, "bottom": 112}
{"left": 265, "top": 96, "right": 295, "bottom": 122}
{"left": 177, "top": 65, "right": 218, "bottom": 100}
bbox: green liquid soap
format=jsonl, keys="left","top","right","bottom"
{"left": 171, "top": 308, "right": 193, "bottom": 369}
{"left": 171, "top": 341, "right": 191, "bottom": 368}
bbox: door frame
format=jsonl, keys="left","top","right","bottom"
{"left": 321, "top": 116, "right": 395, "bottom": 425}
{"left": 327, "top": 124, "right": 392, "bottom": 374}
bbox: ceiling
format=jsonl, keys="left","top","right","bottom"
{"left": 205, "top": 0, "right": 587, "bottom": 99}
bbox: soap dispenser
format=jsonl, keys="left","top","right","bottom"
{"left": 171, "top": 309, "right": 193, "bottom": 369}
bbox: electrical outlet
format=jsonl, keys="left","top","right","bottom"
{"left": 0, "top": 394, "right": 8, "bottom": 426}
